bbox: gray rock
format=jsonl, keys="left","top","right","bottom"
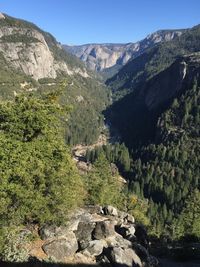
{"left": 39, "top": 225, "right": 70, "bottom": 240}
{"left": 0, "top": 24, "right": 89, "bottom": 80}
{"left": 86, "top": 205, "right": 104, "bottom": 214}
{"left": 82, "top": 240, "right": 107, "bottom": 257}
{"left": 147, "top": 255, "right": 160, "bottom": 267}
{"left": 103, "top": 205, "right": 118, "bottom": 217}
{"left": 135, "top": 225, "right": 149, "bottom": 249}
{"left": 75, "top": 221, "right": 95, "bottom": 250}
{"left": 75, "top": 221, "right": 95, "bottom": 242}
{"left": 106, "top": 234, "right": 132, "bottom": 249}
{"left": 65, "top": 208, "right": 93, "bottom": 232}
{"left": 110, "top": 247, "right": 142, "bottom": 267}
{"left": 42, "top": 232, "right": 78, "bottom": 261}
{"left": 93, "top": 221, "right": 116, "bottom": 240}
{"left": 133, "top": 243, "right": 149, "bottom": 262}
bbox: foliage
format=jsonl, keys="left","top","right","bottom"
{"left": 86, "top": 142, "right": 131, "bottom": 173}
{"left": 125, "top": 193, "right": 150, "bottom": 226}
{"left": 0, "top": 13, "right": 110, "bottom": 146}
{"left": 0, "top": 34, "right": 39, "bottom": 43}
{"left": 37, "top": 75, "right": 109, "bottom": 146}
{"left": 0, "top": 94, "right": 85, "bottom": 226}
{"left": 106, "top": 70, "right": 200, "bottom": 239}
{"left": 85, "top": 153, "right": 124, "bottom": 208}
{"left": 128, "top": 82, "right": 200, "bottom": 239}
{"left": 0, "top": 226, "right": 29, "bottom": 262}
{"left": 174, "top": 189, "right": 200, "bottom": 240}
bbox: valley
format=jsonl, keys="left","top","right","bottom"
{"left": 0, "top": 10, "right": 199, "bottom": 267}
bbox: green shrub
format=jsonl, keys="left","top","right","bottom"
{"left": 0, "top": 93, "right": 85, "bottom": 226}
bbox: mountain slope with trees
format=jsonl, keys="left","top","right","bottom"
{"left": 0, "top": 13, "right": 109, "bottom": 145}
{"left": 106, "top": 24, "right": 200, "bottom": 100}
{"left": 105, "top": 51, "right": 200, "bottom": 239}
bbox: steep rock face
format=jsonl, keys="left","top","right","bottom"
{"left": 64, "top": 30, "right": 183, "bottom": 72}
{"left": 0, "top": 14, "right": 88, "bottom": 80}
{"left": 143, "top": 53, "right": 200, "bottom": 110}
{"left": 0, "top": 27, "right": 56, "bottom": 79}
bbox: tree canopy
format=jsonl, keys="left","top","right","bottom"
{"left": 0, "top": 93, "right": 85, "bottom": 226}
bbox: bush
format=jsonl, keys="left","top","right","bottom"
{"left": 0, "top": 227, "right": 29, "bottom": 262}
{"left": 0, "top": 93, "right": 85, "bottom": 226}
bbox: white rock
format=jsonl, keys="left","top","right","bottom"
{"left": 104, "top": 205, "right": 118, "bottom": 217}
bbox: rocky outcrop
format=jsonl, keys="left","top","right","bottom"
{"left": 64, "top": 30, "right": 184, "bottom": 72}
{"left": 0, "top": 14, "right": 89, "bottom": 80}
{"left": 30, "top": 206, "right": 160, "bottom": 266}
{"left": 141, "top": 53, "right": 200, "bottom": 111}
{"left": 42, "top": 233, "right": 78, "bottom": 261}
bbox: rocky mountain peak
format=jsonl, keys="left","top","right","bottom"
{"left": 63, "top": 29, "right": 184, "bottom": 75}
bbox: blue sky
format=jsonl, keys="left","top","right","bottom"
{"left": 1, "top": 0, "right": 200, "bottom": 45}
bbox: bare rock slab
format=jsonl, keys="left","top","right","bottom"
{"left": 42, "top": 232, "right": 78, "bottom": 261}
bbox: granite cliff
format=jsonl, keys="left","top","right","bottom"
{"left": 63, "top": 30, "right": 183, "bottom": 75}
{"left": 0, "top": 13, "right": 88, "bottom": 80}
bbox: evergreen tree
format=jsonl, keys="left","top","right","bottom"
{"left": 0, "top": 94, "right": 85, "bottom": 226}
{"left": 85, "top": 153, "right": 123, "bottom": 207}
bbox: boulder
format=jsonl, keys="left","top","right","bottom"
{"left": 75, "top": 221, "right": 95, "bottom": 243}
{"left": 106, "top": 234, "right": 132, "bottom": 249}
{"left": 66, "top": 209, "right": 93, "bottom": 231}
{"left": 36, "top": 206, "right": 158, "bottom": 266}
{"left": 125, "top": 214, "right": 135, "bottom": 223}
{"left": 39, "top": 225, "right": 70, "bottom": 240}
{"left": 103, "top": 205, "right": 118, "bottom": 217}
{"left": 93, "top": 221, "right": 116, "bottom": 240}
{"left": 42, "top": 232, "right": 78, "bottom": 261}
{"left": 82, "top": 240, "right": 107, "bottom": 257}
{"left": 39, "top": 210, "right": 93, "bottom": 240}
{"left": 110, "top": 247, "right": 142, "bottom": 267}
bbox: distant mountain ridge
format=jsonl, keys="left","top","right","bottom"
{"left": 63, "top": 29, "right": 184, "bottom": 75}
{"left": 106, "top": 24, "right": 200, "bottom": 100}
